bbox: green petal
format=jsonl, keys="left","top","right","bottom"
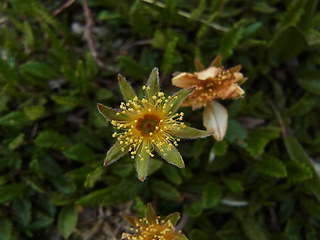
{"left": 146, "top": 203, "right": 157, "bottom": 224}
{"left": 210, "top": 54, "right": 222, "bottom": 67}
{"left": 194, "top": 59, "right": 205, "bottom": 71}
{"left": 168, "top": 126, "right": 212, "bottom": 139}
{"left": 104, "top": 141, "right": 129, "bottom": 166}
{"left": 146, "top": 68, "right": 159, "bottom": 102}
{"left": 97, "top": 103, "right": 129, "bottom": 121}
{"left": 165, "top": 212, "right": 180, "bottom": 225}
{"left": 135, "top": 143, "right": 150, "bottom": 181}
{"left": 155, "top": 143, "right": 184, "bottom": 168}
{"left": 118, "top": 74, "right": 137, "bottom": 101}
{"left": 165, "top": 88, "right": 192, "bottom": 114}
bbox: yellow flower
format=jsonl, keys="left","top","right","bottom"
{"left": 172, "top": 54, "right": 246, "bottom": 110}
{"left": 171, "top": 55, "right": 246, "bottom": 141}
{"left": 97, "top": 68, "right": 211, "bottom": 181}
{"left": 122, "top": 203, "right": 188, "bottom": 240}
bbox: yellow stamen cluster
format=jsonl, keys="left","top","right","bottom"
{"left": 187, "top": 67, "right": 236, "bottom": 106}
{"left": 111, "top": 86, "right": 186, "bottom": 159}
{"left": 126, "top": 217, "right": 180, "bottom": 240}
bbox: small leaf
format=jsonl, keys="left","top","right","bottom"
{"left": 9, "top": 133, "right": 25, "bottom": 150}
{"left": 255, "top": 155, "right": 287, "bottom": 178}
{"left": 241, "top": 217, "right": 268, "bottom": 240}
{"left": 35, "top": 130, "right": 69, "bottom": 150}
{"left": 203, "top": 101, "right": 228, "bottom": 141}
{"left": 168, "top": 126, "right": 212, "bottom": 139}
{"left": 0, "top": 220, "right": 12, "bottom": 240}
{"left": 224, "top": 179, "right": 244, "bottom": 193}
{"left": 97, "top": 103, "right": 129, "bottom": 121}
{"left": 146, "top": 203, "right": 157, "bottom": 224}
{"left": 104, "top": 142, "right": 129, "bottom": 166}
{"left": 150, "top": 180, "right": 180, "bottom": 200}
{"left": 58, "top": 204, "right": 78, "bottom": 239}
{"left": 118, "top": 74, "right": 137, "bottom": 101}
{"left": 24, "top": 105, "right": 45, "bottom": 120}
{"left": 186, "top": 202, "right": 203, "bottom": 217}
{"left": 20, "top": 61, "right": 58, "bottom": 79}
{"left": 296, "top": 70, "right": 320, "bottom": 96}
{"left": 0, "top": 183, "right": 27, "bottom": 204}
{"left": 202, "top": 182, "right": 223, "bottom": 208}
{"left": 63, "top": 144, "right": 95, "bottom": 162}
{"left": 155, "top": 143, "right": 184, "bottom": 168}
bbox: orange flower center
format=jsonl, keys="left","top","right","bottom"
{"left": 136, "top": 114, "right": 161, "bottom": 137}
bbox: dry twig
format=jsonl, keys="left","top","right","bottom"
{"left": 82, "top": 0, "right": 117, "bottom": 73}
{"left": 52, "top": 0, "right": 76, "bottom": 16}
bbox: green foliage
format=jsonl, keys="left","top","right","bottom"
{"left": 1, "top": 0, "right": 320, "bottom": 239}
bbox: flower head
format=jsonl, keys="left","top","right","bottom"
{"left": 122, "top": 203, "right": 188, "bottom": 240}
{"left": 172, "top": 54, "right": 246, "bottom": 110}
{"left": 97, "top": 68, "right": 211, "bottom": 181}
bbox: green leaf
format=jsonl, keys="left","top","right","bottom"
{"left": 104, "top": 141, "right": 129, "bottom": 166}
{"left": 155, "top": 143, "right": 184, "bottom": 168}
{"left": 150, "top": 180, "right": 180, "bottom": 200}
{"left": 12, "top": 198, "right": 31, "bottom": 227}
{"left": 286, "top": 160, "right": 313, "bottom": 183}
{"left": 202, "top": 182, "right": 223, "bottom": 208}
{"left": 252, "top": 2, "right": 276, "bottom": 14}
{"left": 296, "top": 70, "right": 320, "bottom": 95}
{"left": 268, "top": 26, "right": 307, "bottom": 66}
{"left": 0, "top": 111, "right": 30, "bottom": 127}
{"left": 277, "top": 0, "right": 306, "bottom": 29}
{"left": 51, "top": 95, "right": 84, "bottom": 107}
{"left": 118, "top": 56, "right": 147, "bottom": 79}
{"left": 219, "top": 21, "right": 244, "bottom": 60}
{"left": 241, "top": 217, "right": 268, "bottom": 240}
{"left": 24, "top": 105, "right": 45, "bottom": 120}
{"left": 146, "top": 67, "right": 159, "bottom": 102}
{"left": 152, "top": 29, "right": 167, "bottom": 49}
{"left": 190, "top": 229, "right": 209, "bottom": 240}
{"left": 224, "top": 179, "right": 244, "bottom": 193}
{"left": 0, "top": 220, "right": 13, "bottom": 240}
{"left": 129, "top": 1, "right": 152, "bottom": 37}
{"left": 63, "top": 144, "right": 95, "bottom": 162}
{"left": 58, "top": 204, "right": 78, "bottom": 239}
{"left": 52, "top": 175, "right": 76, "bottom": 194}
{"left": 20, "top": 61, "right": 58, "bottom": 79}
{"left": 162, "top": 37, "right": 178, "bottom": 74}
{"left": 255, "top": 155, "right": 287, "bottom": 178}
{"left": 168, "top": 126, "right": 212, "bottom": 139}
{"left": 9, "top": 133, "right": 25, "bottom": 150}
{"left": 117, "top": 74, "right": 137, "bottom": 101}
{"left": 0, "top": 183, "right": 27, "bottom": 204}
{"left": 284, "top": 136, "right": 320, "bottom": 200}
{"left": 161, "top": 164, "right": 182, "bottom": 185}
{"left": 186, "top": 202, "right": 203, "bottom": 217}
{"left": 35, "top": 130, "right": 69, "bottom": 150}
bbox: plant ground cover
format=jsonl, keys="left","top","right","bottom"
{"left": 1, "top": 0, "right": 320, "bottom": 239}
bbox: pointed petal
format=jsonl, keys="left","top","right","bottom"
{"left": 194, "top": 59, "right": 205, "bottom": 71}
{"left": 196, "top": 67, "right": 219, "bottom": 80}
{"left": 165, "top": 212, "right": 180, "bottom": 225}
{"left": 229, "top": 65, "right": 242, "bottom": 73}
{"left": 146, "top": 203, "right": 157, "bottom": 224}
{"left": 210, "top": 54, "right": 222, "bottom": 67}
{"left": 118, "top": 74, "right": 137, "bottom": 101}
{"left": 165, "top": 88, "right": 192, "bottom": 114}
{"left": 104, "top": 141, "right": 129, "bottom": 166}
{"left": 121, "top": 214, "right": 138, "bottom": 226}
{"left": 155, "top": 143, "right": 185, "bottom": 168}
{"left": 172, "top": 72, "right": 198, "bottom": 88}
{"left": 168, "top": 126, "right": 212, "bottom": 139}
{"left": 203, "top": 101, "right": 228, "bottom": 141}
{"left": 97, "top": 103, "right": 129, "bottom": 121}
{"left": 146, "top": 68, "right": 159, "bottom": 102}
{"left": 135, "top": 143, "right": 150, "bottom": 181}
